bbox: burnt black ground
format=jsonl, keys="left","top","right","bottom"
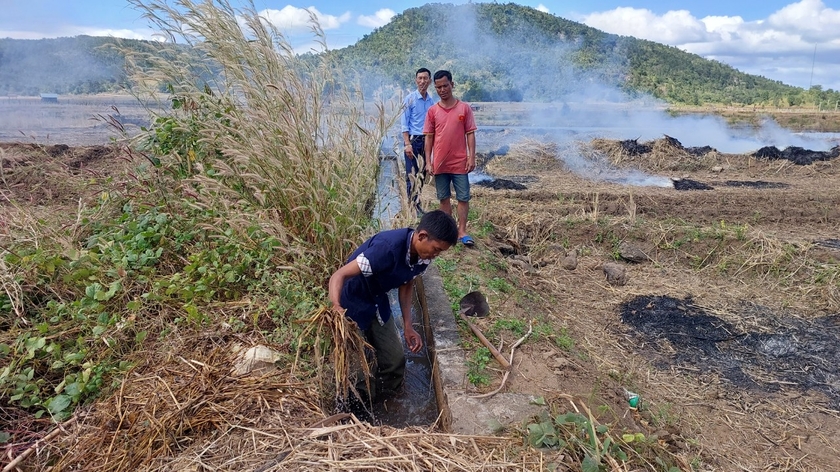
{"left": 474, "top": 178, "right": 528, "bottom": 190}
{"left": 753, "top": 145, "right": 840, "bottom": 165}
{"left": 720, "top": 180, "right": 789, "bottom": 189}
{"left": 672, "top": 178, "right": 714, "bottom": 191}
{"left": 620, "top": 295, "right": 840, "bottom": 407}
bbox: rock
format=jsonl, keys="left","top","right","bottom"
{"left": 561, "top": 251, "right": 578, "bottom": 270}
{"left": 551, "top": 357, "right": 570, "bottom": 369}
{"left": 233, "top": 345, "right": 282, "bottom": 375}
{"left": 498, "top": 244, "right": 517, "bottom": 256}
{"left": 509, "top": 258, "right": 536, "bottom": 274}
{"left": 618, "top": 242, "right": 649, "bottom": 263}
{"left": 603, "top": 263, "right": 627, "bottom": 286}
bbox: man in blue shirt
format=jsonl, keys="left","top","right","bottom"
{"left": 400, "top": 68, "right": 436, "bottom": 216}
{"left": 328, "top": 210, "right": 458, "bottom": 420}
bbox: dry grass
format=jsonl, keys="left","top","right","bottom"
{"left": 35, "top": 333, "right": 552, "bottom": 472}
{"left": 589, "top": 137, "right": 720, "bottom": 172}
{"left": 122, "top": 0, "right": 397, "bottom": 278}
{"left": 484, "top": 138, "right": 564, "bottom": 175}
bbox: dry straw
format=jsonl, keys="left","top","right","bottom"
{"left": 485, "top": 138, "right": 563, "bottom": 175}
{"left": 589, "top": 137, "right": 718, "bottom": 172}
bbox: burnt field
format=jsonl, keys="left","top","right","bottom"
{"left": 438, "top": 133, "right": 840, "bottom": 471}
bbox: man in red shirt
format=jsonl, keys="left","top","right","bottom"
{"left": 423, "top": 70, "right": 478, "bottom": 247}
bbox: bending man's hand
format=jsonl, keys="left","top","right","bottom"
{"left": 404, "top": 326, "right": 423, "bottom": 353}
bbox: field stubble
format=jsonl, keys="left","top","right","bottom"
{"left": 2, "top": 98, "right": 840, "bottom": 471}
{"left": 441, "top": 135, "right": 840, "bottom": 471}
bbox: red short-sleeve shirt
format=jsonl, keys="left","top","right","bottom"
{"left": 423, "top": 100, "right": 477, "bottom": 175}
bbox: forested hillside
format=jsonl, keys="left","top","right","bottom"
{"left": 331, "top": 3, "right": 838, "bottom": 107}
{"left": 1, "top": 3, "right": 837, "bottom": 107}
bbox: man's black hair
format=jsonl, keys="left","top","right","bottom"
{"left": 433, "top": 70, "right": 452, "bottom": 83}
{"left": 417, "top": 210, "right": 458, "bottom": 246}
{"left": 416, "top": 68, "right": 431, "bottom": 78}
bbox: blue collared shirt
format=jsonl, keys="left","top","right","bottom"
{"left": 400, "top": 90, "right": 436, "bottom": 136}
{"left": 340, "top": 228, "right": 431, "bottom": 331}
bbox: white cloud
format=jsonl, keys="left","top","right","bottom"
{"left": 579, "top": 0, "right": 840, "bottom": 90}
{"left": 536, "top": 4, "right": 549, "bottom": 14}
{"left": 258, "top": 6, "right": 350, "bottom": 34}
{"left": 78, "top": 28, "right": 157, "bottom": 41}
{"left": 358, "top": 9, "right": 396, "bottom": 28}
{"left": 582, "top": 7, "right": 709, "bottom": 44}
{"left": 0, "top": 29, "right": 51, "bottom": 39}
{"left": 767, "top": 0, "right": 840, "bottom": 42}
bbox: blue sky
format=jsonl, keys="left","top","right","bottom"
{"left": 2, "top": 1, "right": 839, "bottom": 92}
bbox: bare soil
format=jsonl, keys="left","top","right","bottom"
{"left": 435, "top": 138, "right": 840, "bottom": 471}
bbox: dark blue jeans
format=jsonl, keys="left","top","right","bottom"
{"left": 404, "top": 137, "right": 426, "bottom": 208}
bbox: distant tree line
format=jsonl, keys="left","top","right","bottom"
{"left": 2, "top": 3, "right": 838, "bottom": 109}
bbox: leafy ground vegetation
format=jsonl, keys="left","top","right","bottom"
{"left": 2, "top": 3, "right": 840, "bottom": 472}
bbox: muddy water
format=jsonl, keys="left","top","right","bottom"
{"left": 370, "top": 158, "right": 440, "bottom": 427}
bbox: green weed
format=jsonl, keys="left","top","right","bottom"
{"left": 467, "top": 347, "right": 492, "bottom": 386}
{"left": 487, "top": 276, "right": 513, "bottom": 293}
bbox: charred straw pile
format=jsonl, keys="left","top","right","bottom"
{"left": 753, "top": 144, "right": 840, "bottom": 165}
{"left": 590, "top": 135, "right": 719, "bottom": 172}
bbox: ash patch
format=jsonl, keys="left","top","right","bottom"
{"left": 753, "top": 145, "right": 840, "bottom": 165}
{"left": 474, "top": 178, "right": 527, "bottom": 190}
{"left": 621, "top": 296, "right": 840, "bottom": 406}
{"left": 618, "top": 138, "right": 651, "bottom": 156}
{"left": 722, "top": 180, "right": 789, "bottom": 189}
{"left": 672, "top": 178, "right": 713, "bottom": 191}
{"left": 815, "top": 239, "right": 840, "bottom": 251}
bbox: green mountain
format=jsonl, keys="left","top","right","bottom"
{"left": 329, "top": 3, "right": 836, "bottom": 106}
{"left": 1, "top": 3, "right": 836, "bottom": 107}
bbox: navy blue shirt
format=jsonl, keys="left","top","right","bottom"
{"left": 340, "top": 228, "right": 431, "bottom": 330}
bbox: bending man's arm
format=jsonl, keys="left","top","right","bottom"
{"left": 328, "top": 260, "right": 362, "bottom": 311}
{"left": 398, "top": 281, "right": 423, "bottom": 352}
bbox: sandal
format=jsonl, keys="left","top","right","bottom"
{"left": 459, "top": 235, "right": 475, "bottom": 247}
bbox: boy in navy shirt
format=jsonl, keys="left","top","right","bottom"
{"left": 328, "top": 210, "right": 458, "bottom": 417}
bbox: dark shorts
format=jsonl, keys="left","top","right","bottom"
{"left": 434, "top": 173, "right": 470, "bottom": 202}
